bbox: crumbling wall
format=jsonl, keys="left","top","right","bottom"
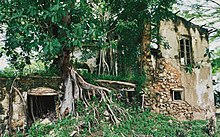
{"left": 0, "top": 76, "right": 61, "bottom": 132}
{"left": 143, "top": 17, "right": 215, "bottom": 120}
{"left": 144, "top": 58, "right": 193, "bottom": 120}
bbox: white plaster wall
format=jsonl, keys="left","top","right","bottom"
{"left": 159, "top": 18, "right": 215, "bottom": 119}
{"left": 0, "top": 93, "right": 8, "bottom": 121}
{"left": 0, "top": 90, "right": 26, "bottom": 123}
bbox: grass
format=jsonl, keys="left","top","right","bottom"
{"left": 6, "top": 94, "right": 219, "bottom": 137}
{"left": 11, "top": 107, "right": 220, "bottom": 137}
{"left": 102, "top": 112, "right": 211, "bottom": 137}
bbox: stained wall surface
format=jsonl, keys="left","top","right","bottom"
{"left": 0, "top": 76, "right": 61, "bottom": 132}
{"left": 144, "top": 17, "right": 215, "bottom": 120}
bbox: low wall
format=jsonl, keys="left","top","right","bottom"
{"left": 0, "top": 76, "right": 62, "bottom": 132}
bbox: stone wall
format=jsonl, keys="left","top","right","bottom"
{"left": 144, "top": 58, "right": 193, "bottom": 120}
{"left": 0, "top": 76, "right": 62, "bottom": 132}
{"left": 143, "top": 17, "right": 215, "bottom": 120}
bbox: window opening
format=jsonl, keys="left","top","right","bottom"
{"left": 173, "top": 91, "right": 182, "bottom": 100}
{"left": 179, "top": 37, "right": 192, "bottom": 65}
{"left": 171, "top": 88, "right": 184, "bottom": 101}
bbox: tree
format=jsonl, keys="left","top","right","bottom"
{"left": 111, "top": 1, "right": 172, "bottom": 76}
{"left": 176, "top": 0, "right": 220, "bottom": 41}
{"left": 0, "top": 0, "right": 177, "bottom": 116}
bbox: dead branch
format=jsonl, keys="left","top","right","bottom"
{"left": 96, "top": 80, "right": 136, "bottom": 88}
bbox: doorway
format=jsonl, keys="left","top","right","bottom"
{"left": 27, "top": 87, "right": 58, "bottom": 122}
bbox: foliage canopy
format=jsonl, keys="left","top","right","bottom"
{"left": 0, "top": 0, "right": 176, "bottom": 76}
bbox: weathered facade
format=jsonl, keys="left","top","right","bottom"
{"left": 143, "top": 17, "right": 215, "bottom": 120}
{"left": 0, "top": 77, "right": 61, "bottom": 133}
{"left": 0, "top": 16, "right": 216, "bottom": 135}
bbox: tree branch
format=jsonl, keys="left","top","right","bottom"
{"left": 209, "top": 0, "right": 220, "bottom": 7}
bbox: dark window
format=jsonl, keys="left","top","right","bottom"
{"left": 171, "top": 88, "right": 184, "bottom": 101}
{"left": 173, "top": 91, "right": 182, "bottom": 100}
{"left": 179, "top": 37, "right": 193, "bottom": 65}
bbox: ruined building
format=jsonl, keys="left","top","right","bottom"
{"left": 143, "top": 16, "right": 215, "bottom": 120}
{"left": 0, "top": 77, "right": 61, "bottom": 133}
{"left": 0, "top": 16, "right": 215, "bottom": 133}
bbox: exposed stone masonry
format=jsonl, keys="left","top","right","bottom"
{"left": 144, "top": 58, "right": 193, "bottom": 120}
{"left": 0, "top": 76, "right": 62, "bottom": 133}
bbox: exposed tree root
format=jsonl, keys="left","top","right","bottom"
{"left": 106, "top": 104, "right": 120, "bottom": 125}
{"left": 60, "top": 67, "right": 129, "bottom": 131}
{"left": 13, "top": 87, "right": 26, "bottom": 113}
{"left": 7, "top": 78, "right": 17, "bottom": 137}
{"left": 71, "top": 69, "right": 111, "bottom": 93}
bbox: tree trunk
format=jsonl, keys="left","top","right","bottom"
{"left": 60, "top": 73, "right": 74, "bottom": 115}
